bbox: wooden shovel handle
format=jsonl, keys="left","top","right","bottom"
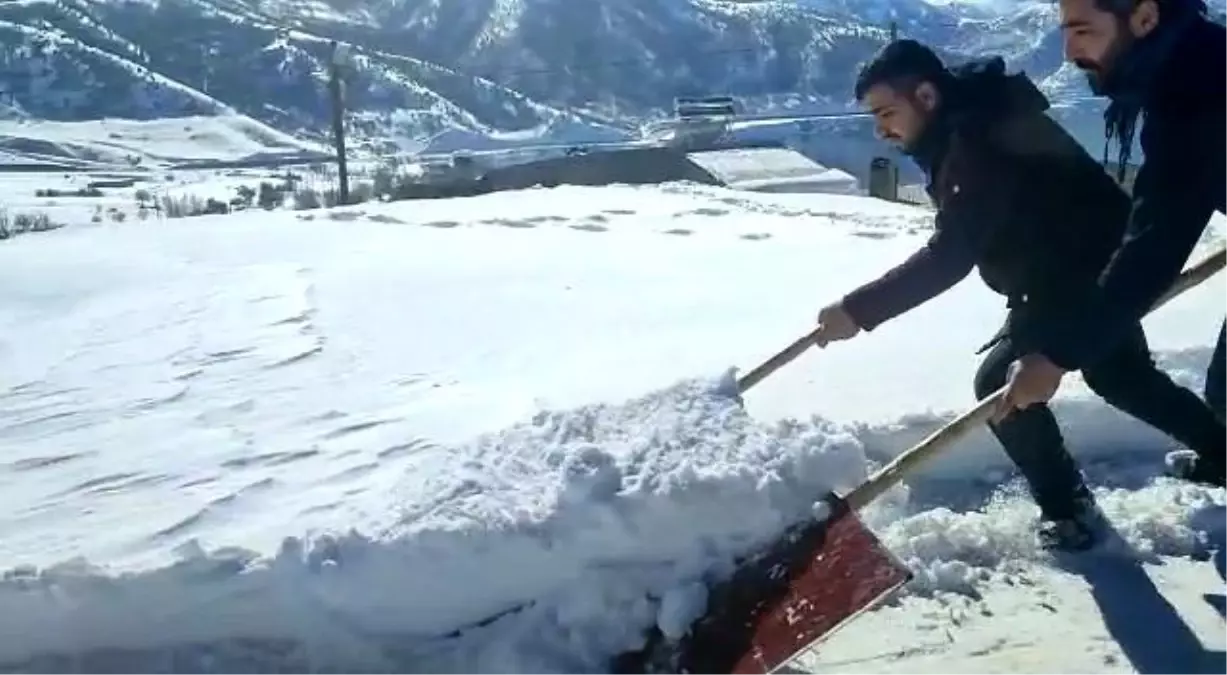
{"left": 737, "top": 326, "right": 824, "bottom": 393}
{"left": 844, "top": 245, "right": 1227, "bottom": 513}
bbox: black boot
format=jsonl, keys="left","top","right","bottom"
{"left": 1035, "top": 487, "right": 1103, "bottom": 552}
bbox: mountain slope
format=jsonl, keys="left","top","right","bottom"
{"left": 0, "top": 1, "right": 1034, "bottom": 142}
{"left": 0, "top": 0, "right": 1219, "bottom": 157}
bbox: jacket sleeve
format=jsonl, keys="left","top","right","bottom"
{"left": 842, "top": 209, "right": 977, "bottom": 331}
{"left": 1038, "top": 106, "right": 1224, "bottom": 370}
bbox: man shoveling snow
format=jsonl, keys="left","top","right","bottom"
{"left": 808, "top": 39, "right": 1226, "bottom": 552}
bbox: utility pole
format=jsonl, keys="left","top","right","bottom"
{"left": 328, "top": 40, "right": 352, "bottom": 206}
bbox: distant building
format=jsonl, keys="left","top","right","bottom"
{"left": 641, "top": 95, "right": 741, "bottom": 150}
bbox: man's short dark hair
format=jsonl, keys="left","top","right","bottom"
{"left": 854, "top": 39, "right": 951, "bottom": 101}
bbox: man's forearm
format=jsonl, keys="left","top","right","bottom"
{"left": 842, "top": 244, "right": 973, "bottom": 331}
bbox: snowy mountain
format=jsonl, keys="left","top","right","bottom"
{"left": 0, "top": 0, "right": 1220, "bottom": 156}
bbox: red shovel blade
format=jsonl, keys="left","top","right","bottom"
{"left": 616, "top": 494, "right": 911, "bottom": 674}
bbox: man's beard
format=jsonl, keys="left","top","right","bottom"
{"left": 900, "top": 115, "right": 940, "bottom": 161}
{"left": 897, "top": 109, "right": 935, "bottom": 157}
{"left": 1076, "top": 60, "right": 1109, "bottom": 95}
{"left": 1075, "top": 31, "right": 1135, "bottom": 97}
{"left": 878, "top": 132, "right": 908, "bottom": 153}
{"left": 899, "top": 133, "right": 925, "bottom": 155}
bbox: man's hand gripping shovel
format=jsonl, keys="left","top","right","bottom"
{"left": 615, "top": 246, "right": 1226, "bottom": 674}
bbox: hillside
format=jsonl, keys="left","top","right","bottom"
{"left": 0, "top": 0, "right": 1221, "bottom": 164}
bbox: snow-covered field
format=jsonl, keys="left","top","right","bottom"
{"left": 0, "top": 181, "right": 1222, "bottom": 673}
{"left": 0, "top": 115, "right": 331, "bottom": 170}
{"left": 0, "top": 162, "right": 366, "bottom": 230}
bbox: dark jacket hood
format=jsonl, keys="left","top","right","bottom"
{"left": 944, "top": 56, "right": 1050, "bottom": 128}
{"left": 907, "top": 56, "right": 1050, "bottom": 174}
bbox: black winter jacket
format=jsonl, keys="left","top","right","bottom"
{"left": 842, "top": 58, "right": 1132, "bottom": 346}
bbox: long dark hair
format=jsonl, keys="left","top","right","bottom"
{"left": 1095, "top": 0, "right": 1209, "bottom": 179}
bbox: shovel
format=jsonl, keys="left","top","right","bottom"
{"left": 615, "top": 245, "right": 1226, "bottom": 674}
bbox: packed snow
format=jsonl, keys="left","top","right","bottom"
{"left": 0, "top": 181, "right": 1222, "bottom": 673}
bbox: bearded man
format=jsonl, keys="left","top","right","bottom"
{"left": 999, "top": 0, "right": 1225, "bottom": 488}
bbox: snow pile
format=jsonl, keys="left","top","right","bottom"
{"left": 0, "top": 371, "right": 872, "bottom": 672}
{"left": 2, "top": 365, "right": 1221, "bottom": 673}
{"left": 870, "top": 480, "right": 1224, "bottom": 597}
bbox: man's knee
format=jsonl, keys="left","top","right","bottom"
{"left": 1082, "top": 364, "right": 1135, "bottom": 401}
{"left": 1081, "top": 324, "right": 1155, "bottom": 402}
{"left": 1206, "top": 380, "right": 1225, "bottom": 422}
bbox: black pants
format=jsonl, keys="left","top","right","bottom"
{"left": 1206, "top": 320, "right": 1226, "bottom": 423}
{"left": 975, "top": 320, "right": 1226, "bottom": 520}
